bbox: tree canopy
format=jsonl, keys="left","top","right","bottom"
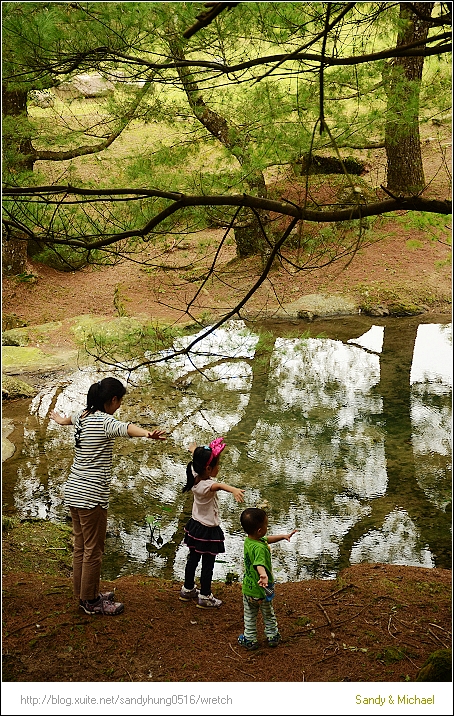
{"left": 2, "top": 2, "right": 452, "bottom": 347}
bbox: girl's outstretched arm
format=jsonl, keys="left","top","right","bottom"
{"left": 267, "top": 530, "right": 298, "bottom": 544}
{"left": 210, "top": 482, "right": 245, "bottom": 503}
{"left": 50, "top": 410, "right": 72, "bottom": 426}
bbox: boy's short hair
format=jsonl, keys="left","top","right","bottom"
{"left": 240, "top": 507, "right": 267, "bottom": 535}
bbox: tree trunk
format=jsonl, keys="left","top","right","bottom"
{"left": 2, "top": 86, "right": 36, "bottom": 275}
{"left": 384, "top": 2, "right": 434, "bottom": 194}
{"left": 167, "top": 36, "right": 269, "bottom": 257}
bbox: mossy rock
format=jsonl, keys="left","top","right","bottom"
{"left": 375, "top": 646, "right": 407, "bottom": 664}
{"left": 295, "top": 153, "right": 366, "bottom": 176}
{"left": 2, "top": 322, "right": 63, "bottom": 348}
{"left": 387, "top": 302, "right": 425, "bottom": 317}
{"left": 415, "top": 649, "right": 452, "bottom": 682}
{"left": 2, "top": 374, "right": 37, "bottom": 399}
{"left": 2, "top": 313, "right": 28, "bottom": 332}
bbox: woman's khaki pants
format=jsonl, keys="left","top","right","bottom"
{"left": 70, "top": 505, "right": 107, "bottom": 602}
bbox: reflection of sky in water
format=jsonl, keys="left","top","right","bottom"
{"left": 5, "top": 320, "right": 452, "bottom": 581}
{"left": 156, "top": 322, "right": 259, "bottom": 380}
{"left": 249, "top": 337, "right": 386, "bottom": 500}
{"left": 350, "top": 509, "right": 434, "bottom": 568}
{"left": 347, "top": 325, "right": 384, "bottom": 353}
{"left": 410, "top": 324, "right": 452, "bottom": 511}
{"left": 410, "top": 323, "right": 452, "bottom": 385}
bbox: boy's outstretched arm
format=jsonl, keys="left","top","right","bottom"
{"left": 267, "top": 529, "right": 298, "bottom": 544}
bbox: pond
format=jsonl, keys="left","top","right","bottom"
{"left": 2, "top": 314, "right": 451, "bottom": 586}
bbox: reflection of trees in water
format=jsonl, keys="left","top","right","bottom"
{"left": 219, "top": 319, "right": 451, "bottom": 571}
{"left": 336, "top": 321, "right": 451, "bottom": 570}
{"left": 3, "top": 318, "right": 451, "bottom": 577}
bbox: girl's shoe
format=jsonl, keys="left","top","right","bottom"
{"left": 79, "top": 596, "right": 124, "bottom": 616}
{"left": 267, "top": 632, "right": 281, "bottom": 647}
{"left": 196, "top": 593, "right": 222, "bottom": 609}
{"left": 179, "top": 586, "right": 200, "bottom": 601}
{"left": 238, "top": 634, "right": 259, "bottom": 650}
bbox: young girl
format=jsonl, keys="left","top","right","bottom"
{"left": 179, "top": 437, "right": 245, "bottom": 609}
{"left": 50, "top": 376, "right": 166, "bottom": 616}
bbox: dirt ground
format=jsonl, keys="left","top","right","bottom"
{"left": 2, "top": 124, "right": 452, "bottom": 335}
{"left": 2, "top": 125, "right": 452, "bottom": 685}
{"left": 2, "top": 559, "right": 452, "bottom": 683}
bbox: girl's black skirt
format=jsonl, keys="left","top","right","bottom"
{"left": 184, "top": 518, "right": 225, "bottom": 555}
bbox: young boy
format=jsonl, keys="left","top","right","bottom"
{"left": 238, "top": 507, "right": 297, "bottom": 650}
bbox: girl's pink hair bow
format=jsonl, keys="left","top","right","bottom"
{"left": 206, "top": 436, "right": 226, "bottom": 466}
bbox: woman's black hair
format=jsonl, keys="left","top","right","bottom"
{"left": 85, "top": 377, "right": 126, "bottom": 414}
{"left": 182, "top": 445, "right": 221, "bottom": 493}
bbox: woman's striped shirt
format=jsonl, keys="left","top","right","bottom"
{"left": 64, "top": 410, "right": 130, "bottom": 509}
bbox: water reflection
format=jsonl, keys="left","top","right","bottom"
{"left": 2, "top": 316, "right": 451, "bottom": 582}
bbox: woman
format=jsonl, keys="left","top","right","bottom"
{"left": 51, "top": 377, "right": 166, "bottom": 615}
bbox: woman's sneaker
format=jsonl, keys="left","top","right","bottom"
{"left": 267, "top": 632, "right": 281, "bottom": 647}
{"left": 179, "top": 586, "right": 200, "bottom": 602}
{"left": 238, "top": 634, "right": 259, "bottom": 650}
{"left": 196, "top": 593, "right": 222, "bottom": 609}
{"left": 79, "top": 591, "right": 115, "bottom": 607}
{"left": 80, "top": 596, "right": 124, "bottom": 616}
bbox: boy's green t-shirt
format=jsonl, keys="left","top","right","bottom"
{"left": 242, "top": 536, "right": 274, "bottom": 598}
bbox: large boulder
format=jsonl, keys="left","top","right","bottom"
{"left": 28, "top": 89, "right": 55, "bottom": 108}
{"left": 54, "top": 73, "right": 115, "bottom": 100}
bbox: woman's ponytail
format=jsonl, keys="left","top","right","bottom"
{"left": 86, "top": 377, "right": 126, "bottom": 414}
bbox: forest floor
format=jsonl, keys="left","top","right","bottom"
{"left": 1, "top": 518, "right": 452, "bottom": 684}
{"left": 2, "top": 124, "right": 452, "bottom": 338}
{"left": 2, "top": 123, "right": 452, "bottom": 686}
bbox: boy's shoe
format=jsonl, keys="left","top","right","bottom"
{"left": 267, "top": 632, "right": 281, "bottom": 648}
{"left": 237, "top": 634, "right": 259, "bottom": 651}
{"left": 179, "top": 586, "right": 200, "bottom": 602}
{"left": 196, "top": 593, "right": 222, "bottom": 609}
{"left": 79, "top": 596, "right": 124, "bottom": 616}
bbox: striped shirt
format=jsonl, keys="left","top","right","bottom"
{"left": 64, "top": 410, "right": 130, "bottom": 509}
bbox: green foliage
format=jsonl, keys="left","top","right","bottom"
{"left": 2, "top": 1, "right": 451, "bottom": 267}
{"left": 225, "top": 572, "right": 239, "bottom": 585}
{"left": 14, "top": 271, "right": 38, "bottom": 283}
{"left": 78, "top": 317, "right": 185, "bottom": 365}
{"left": 32, "top": 245, "right": 91, "bottom": 272}
{"left": 2, "top": 518, "right": 72, "bottom": 577}
{"left": 295, "top": 615, "right": 311, "bottom": 627}
{"left": 405, "top": 239, "right": 423, "bottom": 250}
{"left": 375, "top": 647, "right": 410, "bottom": 664}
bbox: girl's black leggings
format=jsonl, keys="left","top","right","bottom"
{"left": 184, "top": 550, "right": 216, "bottom": 596}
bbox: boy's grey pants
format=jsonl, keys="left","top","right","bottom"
{"left": 242, "top": 594, "right": 279, "bottom": 641}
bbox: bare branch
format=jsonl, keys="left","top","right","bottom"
{"left": 3, "top": 185, "right": 451, "bottom": 245}
{"left": 182, "top": 2, "right": 240, "bottom": 40}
